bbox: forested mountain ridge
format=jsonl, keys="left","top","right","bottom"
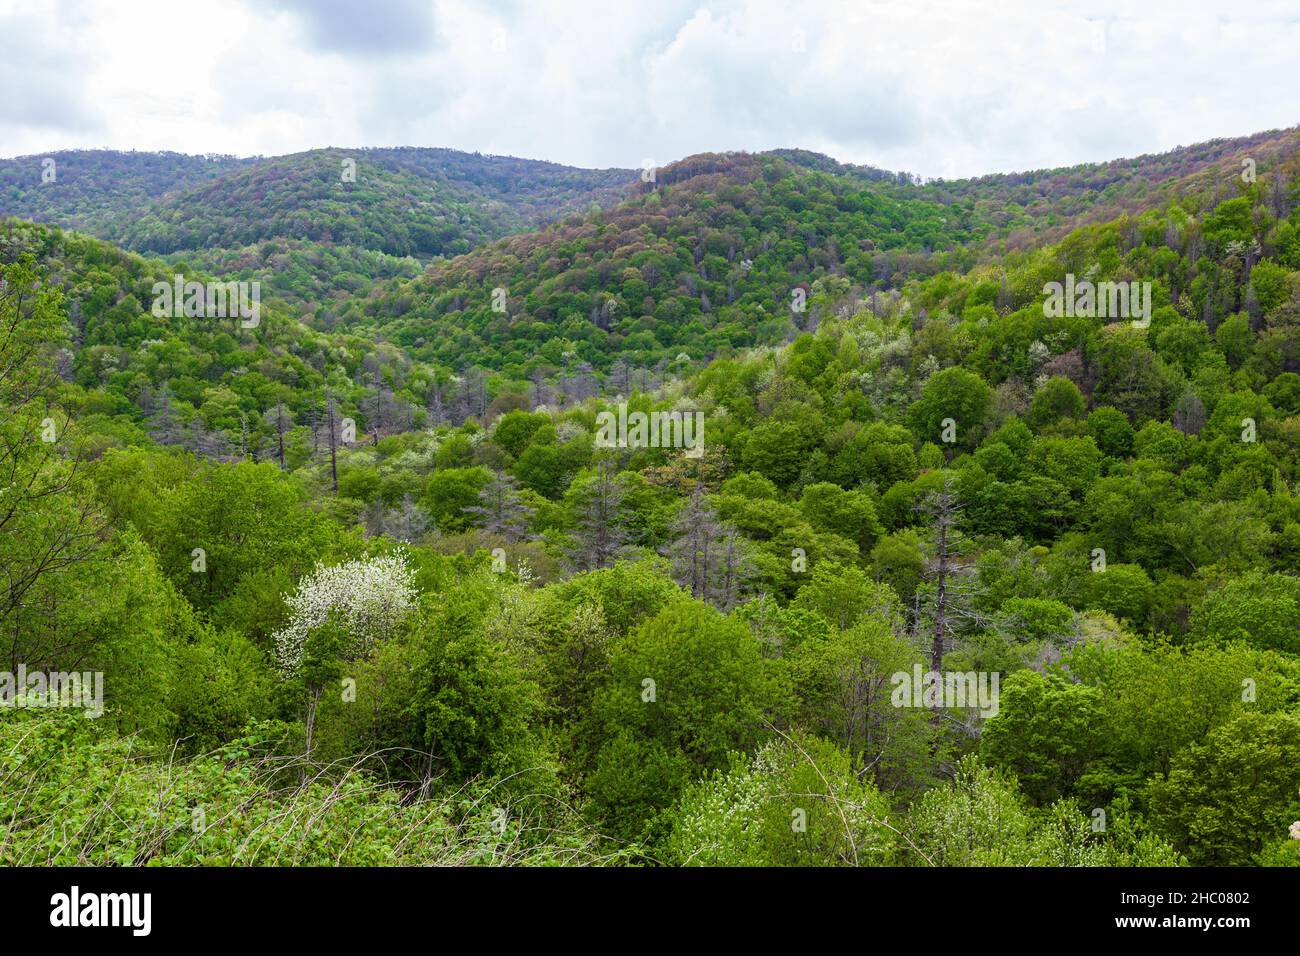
{"left": 0, "top": 146, "right": 637, "bottom": 257}
{"left": 0, "top": 149, "right": 253, "bottom": 238}
{"left": 353, "top": 128, "right": 1300, "bottom": 377}
{"left": 6, "top": 128, "right": 1296, "bottom": 330}
{"left": 871, "top": 125, "right": 1300, "bottom": 250}
{"left": 111, "top": 147, "right": 638, "bottom": 258}
{"left": 2, "top": 124, "right": 1300, "bottom": 868}
{"left": 0, "top": 147, "right": 638, "bottom": 310}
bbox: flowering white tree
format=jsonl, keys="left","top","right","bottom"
{"left": 273, "top": 553, "right": 419, "bottom": 674}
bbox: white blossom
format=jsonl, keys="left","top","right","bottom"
{"left": 554, "top": 420, "right": 586, "bottom": 443}
{"left": 273, "top": 553, "right": 418, "bottom": 674}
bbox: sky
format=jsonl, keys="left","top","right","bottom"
{"left": 2, "top": 0, "right": 1299, "bottom": 179}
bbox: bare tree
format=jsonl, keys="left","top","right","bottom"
{"left": 566, "top": 460, "right": 635, "bottom": 572}
{"left": 1244, "top": 282, "right": 1263, "bottom": 330}
{"left": 1172, "top": 389, "right": 1207, "bottom": 436}
{"left": 427, "top": 381, "right": 448, "bottom": 426}
{"left": 366, "top": 494, "right": 433, "bottom": 544}
{"left": 1268, "top": 171, "right": 1292, "bottom": 220}
{"left": 914, "top": 480, "right": 982, "bottom": 676}
{"left": 713, "top": 528, "right": 754, "bottom": 613}
{"left": 387, "top": 494, "right": 432, "bottom": 543}
{"left": 995, "top": 277, "right": 1013, "bottom": 314}
{"left": 238, "top": 413, "right": 251, "bottom": 461}
{"left": 361, "top": 366, "right": 387, "bottom": 446}
{"left": 187, "top": 420, "right": 230, "bottom": 462}
{"left": 662, "top": 484, "right": 753, "bottom": 611}
{"left": 463, "top": 471, "right": 533, "bottom": 542}
{"left": 448, "top": 377, "right": 473, "bottom": 426}
{"left": 315, "top": 395, "right": 343, "bottom": 491}
{"left": 148, "top": 383, "right": 185, "bottom": 447}
{"left": 607, "top": 358, "right": 631, "bottom": 398}
{"left": 462, "top": 366, "right": 489, "bottom": 420}
{"left": 528, "top": 369, "right": 551, "bottom": 410}
{"left": 264, "top": 402, "right": 294, "bottom": 469}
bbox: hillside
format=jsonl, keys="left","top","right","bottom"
{"left": 0, "top": 147, "right": 636, "bottom": 257}
{"left": 354, "top": 150, "right": 992, "bottom": 377}
{"left": 111, "top": 147, "right": 637, "bottom": 259}
{"left": 2, "top": 125, "right": 1300, "bottom": 869}
{"left": 0, "top": 149, "right": 252, "bottom": 238}
{"left": 0, "top": 147, "right": 638, "bottom": 309}
{"left": 352, "top": 129, "right": 1300, "bottom": 377}
{"left": 764, "top": 128, "right": 1300, "bottom": 254}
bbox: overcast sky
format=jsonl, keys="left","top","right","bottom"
{"left": 2, "top": 0, "right": 1299, "bottom": 179}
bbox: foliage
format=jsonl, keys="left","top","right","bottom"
{"left": 3, "top": 126, "right": 1300, "bottom": 868}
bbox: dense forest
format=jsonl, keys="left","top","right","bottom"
{"left": 0, "top": 147, "right": 637, "bottom": 310}
{"left": 1, "top": 127, "right": 1298, "bottom": 867}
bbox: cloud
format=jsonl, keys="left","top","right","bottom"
{"left": 0, "top": 3, "right": 102, "bottom": 139}
{"left": 268, "top": 0, "right": 438, "bottom": 56}
{"left": 1, "top": 0, "right": 1298, "bottom": 176}
{"left": 642, "top": 5, "right": 919, "bottom": 163}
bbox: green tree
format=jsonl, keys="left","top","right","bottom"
{"left": 403, "top": 582, "right": 542, "bottom": 781}
{"left": 1026, "top": 376, "right": 1086, "bottom": 430}
{"left": 799, "top": 482, "right": 884, "bottom": 552}
{"left": 150, "top": 460, "right": 345, "bottom": 612}
{"left": 584, "top": 599, "right": 782, "bottom": 843}
{"left": 792, "top": 563, "right": 903, "bottom": 631}
{"left": 981, "top": 670, "right": 1103, "bottom": 804}
{"left": 909, "top": 367, "right": 993, "bottom": 450}
{"left": 666, "top": 734, "right": 897, "bottom": 866}
{"left": 1148, "top": 712, "right": 1300, "bottom": 865}
{"left": 788, "top": 616, "right": 934, "bottom": 794}
{"left": 1080, "top": 563, "right": 1154, "bottom": 624}
{"left": 1190, "top": 571, "right": 1300, "bottom": 653}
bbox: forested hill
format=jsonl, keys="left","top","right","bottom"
{"left": 776, "top": 127, "right": 1300, "bottom": 238}
{"left": 109, "top": 148, "right": 637, "bottom": 259}
{"left": 352, "top": 128, "right": 1300, "bottom": 377}
{"left": 0, "top": 147, "right": 637, "bottom": 258}
{"left": 1, "top": 125, "right": 1299, "bottom": 868}
{"left": 5, "top": 129, "right": 1296, "bottom": 323}
{"left": 0, "top": 149, "right": 252, "bottom": 238}
{"left": 0, "top": 148, "right": 638, "bottom": 308}
{"left": 0, "top": 147, "right": 634, "bottom": 257}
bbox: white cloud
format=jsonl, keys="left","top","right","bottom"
{"left": 0, "top": 0, "right": 1297, "bottom": 176}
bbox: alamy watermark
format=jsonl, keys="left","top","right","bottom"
{"left": 1043, "top": 273, "right": 1151, "bottom": 327}
{"left": 1, "top": 665, "right": 103, "bottom": 717}
{"left": 890, "top": 665, "right": 1000, "bottom": 718}
{"left": 50, "top": 886, "right": 150, "bottom": 936}
{"left": 152, "top": 274, "right": 260, "bottom": 328}
{"left": 595, "top": 402, "right": 704, "bottom": 457}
